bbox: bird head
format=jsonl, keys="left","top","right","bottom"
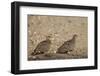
{"left": 46, "top": 35, "right": 51, "bottom": 39}
{"left": 73, "top": 34, "right": 78, "bottom": 38}
{"left": 46, "top": 34, "right": 54, "bottom": 41}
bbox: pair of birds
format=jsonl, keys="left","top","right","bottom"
{"left": 31, "top": 34, "right": 78, "bottom": 56}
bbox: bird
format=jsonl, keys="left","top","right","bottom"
{"left": 31, "top": 35, "right": 52, "bottom": 56}
{"left": 57, "top": 34, "right": 78, "bottom": 54}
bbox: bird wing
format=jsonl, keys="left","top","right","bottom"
{"left": 57, "top": 41, "right": 71, "bottom": 52}
{"left": 34, "top": 40, "right": 51, "bottom": 52}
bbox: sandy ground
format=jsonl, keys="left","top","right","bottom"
{"left": 28, "top": 15, "right": 88, "bottom": 60}
{"left": 28, "top": 53, "right": 87, "bottom": 61}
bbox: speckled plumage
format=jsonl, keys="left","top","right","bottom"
{"left": 31, "top": 37, "right": 51, "bottom": 55}
{"left": 57, "top": 34, "right": 77, "bottom": 54}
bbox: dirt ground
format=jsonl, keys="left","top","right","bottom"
{"left": 28, "top": 15, "right": 88, "bottom": 60}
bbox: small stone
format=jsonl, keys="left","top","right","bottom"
{"left": 34, "top": 32, "right": 37, "bottom": 34}
{"left": 32, "top": 56, "right": 36, "bottom": 59}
